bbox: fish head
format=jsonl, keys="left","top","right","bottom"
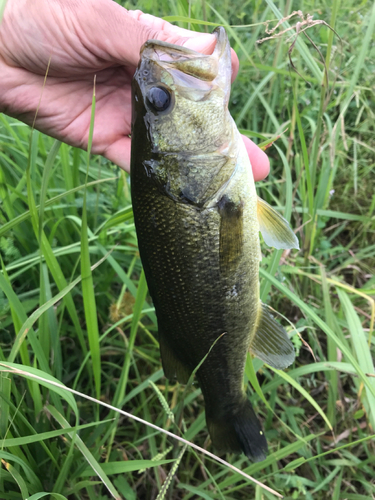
{"left": 132, "top": 27, "right": 234, "bottom": 155}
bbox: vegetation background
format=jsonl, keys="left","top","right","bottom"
{"left": 0, "top": 0, "right": 374, "bottom": 499}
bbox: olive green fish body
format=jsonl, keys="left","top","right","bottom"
{"left": 131, "top": 28, "right": 299, "bottom": 461}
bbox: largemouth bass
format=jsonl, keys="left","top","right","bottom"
{"left": 130, "top": 27, "right": 299, "bottom": 462}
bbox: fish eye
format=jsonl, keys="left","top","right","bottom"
{"left": 146, "top": 86, "right": 172, "bottom": 113}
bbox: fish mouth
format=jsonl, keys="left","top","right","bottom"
{"left": 140, "top": 27, "right": 231, "bottom": 90}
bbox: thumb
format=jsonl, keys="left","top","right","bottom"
{"left": 125, "top": 9, "right": 217, "bottom": 55}
{"left": 91, "top": 4, "right": 239, "bottom": 79}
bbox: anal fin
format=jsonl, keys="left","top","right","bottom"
{"left": 159, "top": 333, "right": 192, "bottom": 384}
{"left": 250, "top": 303, "right": 295, "bottom": 369}
{"left": 257, "top": 196, "right": 299, "bottom": 250}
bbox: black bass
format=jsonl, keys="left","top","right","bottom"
{"left": 130, "top": 27, "right": 299, "bottom": 462}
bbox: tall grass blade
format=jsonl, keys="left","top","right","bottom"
{"left": 0, "top": 363, "right": 78, "bottom": 417}
{"left": 0, "top": 363, "right": 282, "bottom": 497}
{"left": 268, "top": 366, "right": 332, "bottom": 431}
{"left": 25, "top": 140, "right": 87, "bottom": 356}
{"left": 260, "top": 268, "right": 375, "bottom": 399}
{"left": 0, "top": 178, "right": 117, "bottom": 238}
{"left": 337, "top": 289, "right": 375, "bottom": 428}
{"left": 342, "top": 2, "right": 375, "bottom": 105}
{"left": 0, "top": 450, "right": 42, "bottom": 491}
{"left": 155, "top": 445, "right": 187, "bottom": 500}
{"left": 2, "top": 458, "right": 30, "bottom": 498}
{"left": 27, "top": 494, "right": 68, "bottom": 500}
{"left": 112, "top": 270, "right": 148, "bottom": 408}
{"left": 46, "top": 405, "right": 121, "bottom": 500}
{"left": 80, "top": 77, "right": 101, "bottom": 398}
{"left": 263, "top": 0, "right": 323, "bottom": 81}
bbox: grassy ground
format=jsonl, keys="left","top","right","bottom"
{"left": 1, "top": 0, "right": 375, "bottom": 499}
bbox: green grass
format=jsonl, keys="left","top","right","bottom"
{"left": 1, "top": 0, "right": 375, "bottom": 499}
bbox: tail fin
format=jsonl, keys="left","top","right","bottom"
{"left": 206, "top": 398, "right": 268, "bottom": 462}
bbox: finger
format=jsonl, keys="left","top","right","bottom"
{"left": 242, "top": 135, "right": 270, "bottom": 181}
{"left": 86, "top": 4, "right": 202, "bottom": 67}
{"left": 126, "top": 10, "right": 201, "bottom": 38}
{"left": 103, "top": 136, "right": 132, "bottom": 172}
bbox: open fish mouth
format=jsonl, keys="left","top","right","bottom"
{"left": 139, "top": 27, "right": 232, "bottom": 93}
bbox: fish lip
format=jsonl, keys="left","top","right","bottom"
{"left": 140, "top": 27, "right": 229, "bottom": 82}
{"left": 141, "top": 26, "right": 227, "bottom": 58}
{"left": 141, "top": 38, "right": 202, "bottom": 58}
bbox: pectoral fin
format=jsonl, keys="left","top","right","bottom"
{"left": 218, "top": 195, "right": 244, "bottom": 274}
{"left": 257, "top": 197, "right": 299, "bottom": 250}
{"left": 249, "top": 303, "right": 295, "bottom": 369}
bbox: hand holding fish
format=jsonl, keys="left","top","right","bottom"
{"left": 0, "top": 0, "right": 269, "bottom": 179}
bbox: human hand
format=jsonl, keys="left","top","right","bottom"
{"left": 0, "top": 0, "right": 269, "bottom": 180}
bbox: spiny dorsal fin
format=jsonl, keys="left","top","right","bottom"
{"left": 249, "top": 303, "right": 295, "bottom": 369}
{"left": 257, "top": 197, "right": 299, "bottom": 250}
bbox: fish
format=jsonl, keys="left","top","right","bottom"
{"left": 130, "top": 27, "right": 299, "bottom": 462}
